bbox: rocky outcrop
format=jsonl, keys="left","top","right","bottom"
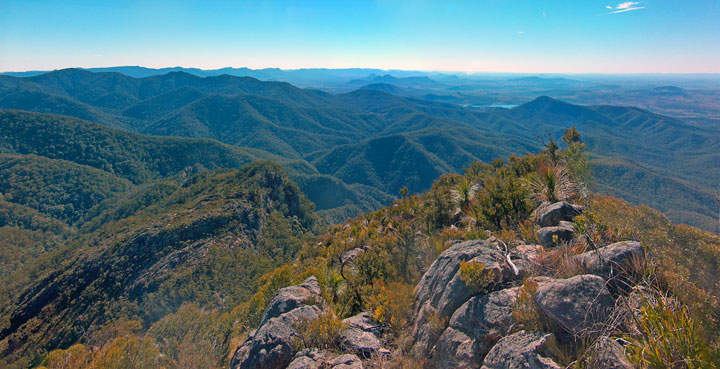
{"left": 536, "top": 201, "right": 583, "bottom": 228}
{"left": 575, "top": 241, "right": 644, "bottom": 293}
{"left": 480, "top": 330, "right": 562, "bottom": 369}
{"left": 287, "top": 350, "right": 363, "bottom": 369}
{"left": 534, "top": 274, "right": 614, "bottom": 337}
{"left": 537, "top": 226, "right": 574, "bottom": 247}
{"left": 433, "top": 287, "right": 519, "bottom": 368}
{"left": 412, "top": 240, "right": 512, "bottom": 355}
{"left": 340, "top": 312, "right": 390, "bottom": 358}
{"left": 230, "top": 277, "right": 325, "bottom": 369}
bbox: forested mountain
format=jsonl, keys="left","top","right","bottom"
{"left": 1, "top": 69, "right": 718, "bottom": 231}
{"left": 1, "top": 129, "right": 719, "bottom": 368}
{"left": 0, "top": 161, "right": 318, "bottom": 367}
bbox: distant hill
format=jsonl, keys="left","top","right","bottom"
{"left": 0, "top": 69, "right": 719, "bottom": 231}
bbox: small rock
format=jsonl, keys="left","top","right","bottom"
{"left": 537, "top": 226, "right": 574, "bottom": 247}
{"left": 287, "top": 350, "right": 364, "bottom": 369}
{"left": 536, "top": 201, "right": 583, "bottom": 227}
{"left": 480, "top": 330, "right": 562, "bottom": 369}
{"left": 586, "top": 337, "right": 634, "bottom": 369}
{"left": 534, "top": 274, "right": 614, "bottom": 338}
{"left": 287, "top": 349, "right": 328, "bottom": 369}
{"left": 340, "top": 248, "right": 365, "bottom": 265}
{"left": 328, "top": 354, "right": 363, "bottom": 369}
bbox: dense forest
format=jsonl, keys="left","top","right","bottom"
{"left": 0, "top": 122, "right": 718, "bottom": 368}
{"left": 1, "top": 69, "right": 719, "bottom": 231}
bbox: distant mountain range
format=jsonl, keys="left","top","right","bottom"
{"left": 1, "top": 68, "right": 719, "bottom": 232}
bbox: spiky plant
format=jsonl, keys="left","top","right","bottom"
{"left": 526, "top": 163, "right": 579, "bottom": 203}
{"left": 450, "top": 177, "right": 480, "bottom": 218}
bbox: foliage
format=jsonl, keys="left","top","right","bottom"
{"left": 526, "top": 162, "right": 579, "bottom": 203}
{"left": 625, "top": 295, "right": 716, "bottom": 369}
{"left": 294, "top": 312, "right": 347, "bottom": 351}
{"left": 365, "top": 281, "right": 414, "bottom": 335}
{"left": 512, "top": 278, "right": 552, "bottom": 332}
{"left": 458, "top": 261, "right": 497, "bottom": 294}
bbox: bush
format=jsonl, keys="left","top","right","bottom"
{"left": 294, "top": 312, "right": 346, "bottom": 351}
{"left": 458, "top": 261, "right": 497, "bottom": 294}
{"left": 625, "top": 295, "right": 717, "bottom": 369}
{"left": 512, "top": 278, "right": 551, "bottom": 332}
{"left": 365, "top": 281, "right": 415, "bottom": 335}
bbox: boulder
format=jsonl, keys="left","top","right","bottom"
{"left": 537, "top": 226, "right": 574, "bottom": 247}
{"left": 340, "top": 312, "right": 390, "bottom": 358}
{"left": 287, "top": 349, "right": 328, "bottom": 369}
{"left": 586, "top": 337, "right": 634, "bottom": 369}
{"left": 510, "top": 245, "right": 544, "bottom": 276}
{"left": 259, "top": 276, "right": 324, "bottom": 325}
{"left": 287, "top": 350, "right": 364, "bottom": 369}
{"left": 480, "top": 330, "right": 562, "bottom": 369}
{"left": 575, "top": 241, "right": 644, "bottom": 293}
{"left": 230, "top": 277, "right": 325, "bottom": 369}
{"left": 536, "top": 201, "right": 583, "bottom": 227}
{"left": 534, "top": 274, "right": 614, "bottom": 338}
{"left": 412, "top": 240, "right": 511, "bottom": 355}
{"left": 433, "top": 287, "right": 519, "bottom": 368}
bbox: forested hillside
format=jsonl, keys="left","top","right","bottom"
{"left": 5, "top": 129, "right": 718, "bottom": 369}
{"left": 1, "top": 69, "right": 718, "bottom": 231}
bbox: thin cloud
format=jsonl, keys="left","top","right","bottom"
{"left": 606, "top": 1, "right": 644, "bottom": 14}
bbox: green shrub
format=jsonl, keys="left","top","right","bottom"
{"left": 294, "top": 312, "right": 346, "bottom": 351}
{"left": 625, "top": 295, "right": 716, "bottom": 369}
{"left": 458, "top": 261, "right": 497, "bottom": 294}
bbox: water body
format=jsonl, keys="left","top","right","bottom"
{"left": 472, "top": 104, "right": 519, "bottom": 109}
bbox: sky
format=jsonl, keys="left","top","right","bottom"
{"left": 1, "top": 0, "right": 719, "bottom": 73}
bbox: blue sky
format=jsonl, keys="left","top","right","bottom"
{"left": 1, "top": 0, "right": 718, "bottom": 73}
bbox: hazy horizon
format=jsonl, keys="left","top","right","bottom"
{"left": 2, "top": 0, "right": 719, "bottom": 74}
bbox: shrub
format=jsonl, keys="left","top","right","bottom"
{"left": 458, "top": 261, "right": 497, "bottom": 294}
{"left": 526, "top": 163, "right": 579, "bottom": 203}
{"left": 625, "top": 295, "right": 716, "bottom": 369}
{"left": 294, "top": 312, "right": 346, "bottom": 351}
{"left": 40, "top": 344, "right": 92, "bottom": 369}
{"left": 365, "top": 281, "right": 415, "bottom": 335}
{"left": 512, "top": 278, "right": 552, "bottom": 332}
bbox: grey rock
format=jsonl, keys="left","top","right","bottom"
{"left": 433, "top": 287, "right": 519, "bottom": 368}
{"left": 412, "top": 240, "right": 511, "bottom": 355}
{"left": 537, "top": 226, "right": 574, "bottom": 247}
{"left": 287, "top": 350, "right": 364, "bottom": 369}
{"left": 534, "top": 274, "right": 614, "bottom": 337}
{"left": 340, "top": 247, "right": 365, "bottom": 265}
{"left": 481, "top": 330, "right": 562, "bottom": 369}
{"left": 587, "top": 337, "right": 635, "bottom": 369}
{"left": 287, "top": 349, "right": 328, "bottom": 369}
{"left": 536, "top": 201, "right": 583, "bottom": 227}
{"left": 575, "top": 241, "right": 644, "bottom": 293}
{"left": 230, "top": 276, "right": 326, "bottom": 369}
{"left": 328, "top": 354, "right": 364, "bottom": 369}
{"left": 341, "top": 312, "right": 390, "bottom": 358}
{"left": 259, "top": 276, "right": 323, "bottom": 325}
{"left": 510, "top": 245, "right": 544, "bottom": 276}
